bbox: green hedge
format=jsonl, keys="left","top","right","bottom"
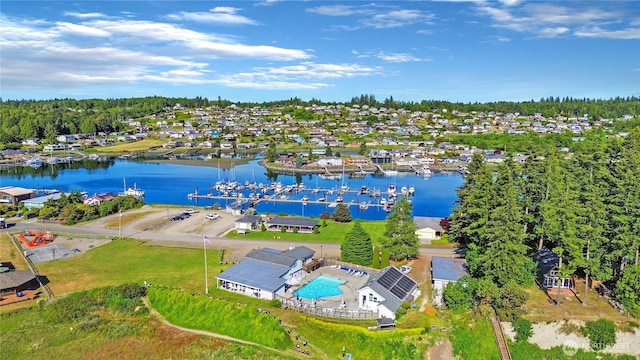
{"left": 147, "top": 286, "right": 292, "bottom": 350}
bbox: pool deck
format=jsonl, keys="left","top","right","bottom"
{"left": 284, "top": 266, "right": 370, "bottom": 312}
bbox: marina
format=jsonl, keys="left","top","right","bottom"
{"left": 0, "top": 158, "right": 464, "bottom": 220}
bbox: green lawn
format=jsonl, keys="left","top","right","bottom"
{"left": 36, "top": 239, "right": 229, "bottom": 296}
{"left": 226, "top": 219, "right": 387, "bottom": 244}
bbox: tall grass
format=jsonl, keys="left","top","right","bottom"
{"left": 147, "top": 286, "right": 292, "bottom": 350}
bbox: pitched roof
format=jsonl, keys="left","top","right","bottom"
{"left": 361, "top": 266, "right": 417, "bottom": 313}
{"left": 245, "top": 246, "right": 314, "bottom": 267}
{"left": 266, "top": 216, "right": 318, "bottom": 227}
{"left": 413, "top": 216, "right": 444, "bottom": 231}
{"left": 533, "top": 246, "right": 559, "bottom": 275}
{"left": 0, "top": 186, "right": 35, "bottom": 197}
{"left": 216, "top": 258, "right": 288, "bottom": 292}
{"left": 431, "top": 257, "right": 469, "bottom": 281}
{"left": 0, "top": 270, "right": 36, "bottom": 290}
{"left": 235, "top": 215, "right": 262, "bottom": 224}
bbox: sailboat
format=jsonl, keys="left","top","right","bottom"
{"left": 123, "top": 178, "right": 145, "bottom": 198}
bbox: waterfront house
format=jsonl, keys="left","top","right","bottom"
{"left": 533, "top": 247, "right": 575, "bottom": 297}
{"left": 357, "top": 266, "right": 418, "bottom": 319}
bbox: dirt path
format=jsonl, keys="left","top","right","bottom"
{"left": 142, "top": 297, "right": 312, "bottom": 359}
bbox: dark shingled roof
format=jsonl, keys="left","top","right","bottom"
{"left": 0, "top": 270, "right": 36, "bottom": 290}
{"left": 266, "top": 216, "right": 318, "bottom": 227}
{"left": 533, "top": 246, "right": 559, "bottom": 276}
{"left": 431, "top": 257, "right": 469, "bottom": 281}
{"left": 235, "top": 215, "right": 262, "bottom": 224}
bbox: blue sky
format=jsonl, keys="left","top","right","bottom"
{"left": 1, "top": 1, "right": 639, "bottom": 103}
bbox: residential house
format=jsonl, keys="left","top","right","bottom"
{"left": 83, "top": 192, "right": 116, "bottom": 206}
{"left": 234, "top": 215, "right": 262, "bottom": 234}
{"left": 265, "top": 217, "right": 318, "bottom": 233}
{"left": 357, "top": 266, "right": 418, "bottom": 319}
{"left": 414, "top": 217, "right": 444, "bottom": 244}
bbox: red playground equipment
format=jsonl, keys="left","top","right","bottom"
{"left": 17, "top": 230, "right": 55, "bottom": 248}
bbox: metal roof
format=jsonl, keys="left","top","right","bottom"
{"left": 216, "top": 258, "right": 289, "bottom": 292}
{"left": 266, "top": 216, "right": 318, "bottom": 227}
{"left": 431, "top": 257, "right": 469, "bottom": 281}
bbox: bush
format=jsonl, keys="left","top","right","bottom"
{"left": 582, "top": 319, "right": 617, "bottom": 351}
{"left": 293, "top": 227, "right": 298, "bottom": 234}
{"left": 512, "top": 318, "right": 533, "bottom": 342}
{"left": 269, "top": 299, "right": 282, "bottom": 308}
{"left": 320, "top": 212, "right": 331, "bottom": 220}
{"left": 261, "top": 223, "right": 266, "bottom": 232}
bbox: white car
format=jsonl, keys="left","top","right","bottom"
{"left": 206, "top": 213, "right": 220, "bottom": 220}
{"left": 183, "top": 208, "right": 199, "bottom": 214}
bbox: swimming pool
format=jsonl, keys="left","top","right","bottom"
{"left": 294, "top": 276, "right": 345, "bottom": 300}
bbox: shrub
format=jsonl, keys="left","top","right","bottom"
{"left": 582, "top": 319, "right": 617, "bottom": 351}
{"left": 280, "top": 226, "right": 286, "bottom": 233}
{"left": 401, "top": 301, "right": 411, "bottom": 309}
{"left": 512, "top": 318, "right": 533, "bottom": 342}
{"left": 261, "top": 223, "right": 266, "bottom": 232}
{"left": 424, "top": 306, "right": 436, "bottom": 317}
{"left": 269, "top": 299, "right": 282, "bottom": 308}
{"left": 313, "top": 226, "right": 319, "bottom": 234}
{"left": 293, "top": 227, "right": 298, "bottom": 234}
{"left": 320, "top": 212, "right": 331, "bottom": 220}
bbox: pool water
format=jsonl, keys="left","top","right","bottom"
{"left": 294, "top": 276, "right": 345, "bottom": 300}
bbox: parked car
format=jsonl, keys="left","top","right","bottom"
{"left": 170, "top": 214, "right": 186, "bottom": 221}
{"left": 206, "top": 213, "right": 220, "bottom": 220}
{"left": 183, "top": 208, "right": 199, "bottom": 214}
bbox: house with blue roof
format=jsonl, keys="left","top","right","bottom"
{"left": 216, "top": 245, "right": 315, "bottom": 300}
{"left": 431, "top": 256, "right": 469, "bottom": 306}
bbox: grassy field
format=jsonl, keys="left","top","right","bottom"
{"left": 226, "top": 220, "right": 387, "bottom": 244}
{"left": 35, "top": 239, "right": 229, "bottom": 296}
{"left": 97, "top": 138, "right": 165, "bottom": 153}
{"left": 0, "top": 233, "right": 29, "bottom": 270}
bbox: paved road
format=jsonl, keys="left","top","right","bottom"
{"left": 10, "top": 219, "right": 457, "bottom": 259}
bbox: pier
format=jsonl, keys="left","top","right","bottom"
{"left": 186, "top": 181, "right": 409, "bottom": 213}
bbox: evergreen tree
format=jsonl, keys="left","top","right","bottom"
{"left": 372, "top": 246, "right": 381, "bottom": 268}
{"left": 382, "top": 196, "right": 419, "bottom": 260}
{"left": 340, "top": 221, "right": 373, "bottom": 266}
{"left": 479, "top": 161, "right": 533, "bottom": 286}
{"left": 332, "top": 203, "right": 351, "bottom": 223}
{"left": 265, "top": 142, "right": 278, "bottom": 162}
{"left": 448, "top": 152, "right": 493, "bottom": 246}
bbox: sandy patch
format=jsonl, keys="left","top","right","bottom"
{"left": 426, "top": 339, "right": 453, "bottom": 360}
{"left": 502, "top": 320, "right": 640, "bottom": 355}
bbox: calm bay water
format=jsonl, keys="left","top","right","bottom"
{"left": 1, "top": 159, "right": 463, "bottom": 220}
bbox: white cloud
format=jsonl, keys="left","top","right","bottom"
{"left": 63, "top": 11, "right": 106, "bottom": 19}
{"left": 376, "top": 52, "right": 428, "bottom": 63}
{"left": 0, "top": 15, "right": 312, "bottom": 91}
{"left": 537, "top": 27, "right": 569, "bottom": 38}
{"left": 166, "top": 7, "right": 258, "bottom": 25}
{"left": 308, "top": 4, "right": 435, "bottom": 30}
{"left": 473, "top": 2, "right": 636, "bottom": 40}
{"left": 55, "top": 22, "right": 111, "bottom": 37}
{"left": 215, "top": 62, "right": 381, "bottom": 90}
{"left": 575, "top": 27, "right": 640, "bottom": 40}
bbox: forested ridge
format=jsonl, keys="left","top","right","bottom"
{"left": 447, "top": 128, "right": 640, "bottom": 318}
{"left": 1, "top": 96, "right": 638, "bottom": 146}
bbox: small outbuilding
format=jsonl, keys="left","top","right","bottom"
{"left": 234, "top": 215, "right": 262, "bottom": 234}
{"left": 431, "top": 256, "right": 469, "bottom": 307}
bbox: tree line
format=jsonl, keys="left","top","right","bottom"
{"left": 2, "top": 96, "right": 638, "bottom": 147}
{"left": 447, "top": 128, "right": 640, "bottom": 317}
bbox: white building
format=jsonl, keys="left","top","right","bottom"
{"left": 414, "top": 216, "right": 444, "bottom": 244}
{"left": 431, "top": 257, "right": 469, "bottom": 307}
{"left": 357, "top": 266, "right": 418, "bottom": 319}
{"left": 216, "top": 246, "right": 316, "bottom": 300}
